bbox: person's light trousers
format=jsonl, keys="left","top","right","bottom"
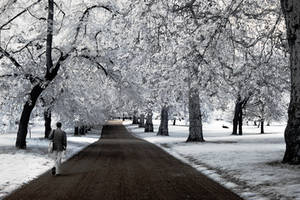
{"left": 53, "top": 151, "right": 63, "bottom": 174}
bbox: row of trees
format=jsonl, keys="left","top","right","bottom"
{"left": 0, "top": 0, "right": 299, "bottom": 164}
{"left": 0, "top": 0, "right": 125, "bottom": 147}
{"left": 126, "top": 0, "right": 288, "bottom": 138}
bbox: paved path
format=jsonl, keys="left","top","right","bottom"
{"left": 5, "top": 121, "right": 243, "bottom": 200}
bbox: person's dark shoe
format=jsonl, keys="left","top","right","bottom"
{"left": 51, "top": 167, "right": 56, "bottom": 176}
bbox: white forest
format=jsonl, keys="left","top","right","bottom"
{"left": 0, "top": 0, "right": 300, "bottom": 199}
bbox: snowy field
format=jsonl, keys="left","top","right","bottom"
{"left": 0, "top": 125, "right": 101, "bottom": 199}
{"left": 125, "top": 120, "right": 300, "bottom": 200}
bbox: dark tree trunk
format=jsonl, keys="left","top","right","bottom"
{"left": 173, "top": 119, "right": 176, "bottom": 125}
{"left": 44, "top": 109, "right": 51, "bottom": 138}
{"left": 45, "top": 0, "right": 53, "bottom": 79}
{"left": 139, "top": 114, "right": 145, "bottom": 128}
{"left": 145, "top": 110, "right": 153, "bottom": 132}
{"left": 187, "top": 87, "right": 204, "bottom": 142}
{"left": 260, "top": 104, "right": 265, "bottom": 134}
{"left": 132, "top": 111, "right": 139, "bottom": 124}
{"left": 74, "top": 126, "right": 79, "bottom": 136}
{"left": 80, "top": 126, "right": 85, "bottom": 135}
{"left": 261, "top": 119, "right": 264, "bottom": 134}
{"left": 16, "top": 85, "right": 44, "bottom": 149}
{"left": 232, "top": 100, "right": 241, "bottom": 135}
{"left": 157, "top": 106, "right": 169, "bottom": 136}
{"left": 238, "top": 108, "right": 243, "bottom": 135}
{"left": 254, "top": 120, "right": 257, "bottom": 126}
{"left": 281, "top": 0, "right": 300, "bottom": 164}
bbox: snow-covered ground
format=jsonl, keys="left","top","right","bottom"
{"left": 125, "top": 120, "right": 300, "bottom": 200}
{"left": 0, "top": 125, "right": 101, "bottom": 199}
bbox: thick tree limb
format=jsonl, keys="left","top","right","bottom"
{"left": 45, "top": 0, "right": 54, "bottom": 79}
{"left": 0, "top": 45, "right": 42, "bottom": 83}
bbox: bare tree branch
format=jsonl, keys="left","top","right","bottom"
{"left": 79, "top": 55, "right": 108, "bottom": 76}
{"left": 0, "top": 0, "right": 42, "bottom": 30}
{"left": 73, "top": 4, "right": 116, "bottom": 44}
{"left": 0, "top": 46, "right": 22, "bottom": 69}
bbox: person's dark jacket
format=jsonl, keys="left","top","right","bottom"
{"left": 49, "top": 128, "right": 67, "bottom": 151}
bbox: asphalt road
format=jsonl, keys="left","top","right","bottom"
{"left": 4, "top": 121, "right": 243, "bottom": 200}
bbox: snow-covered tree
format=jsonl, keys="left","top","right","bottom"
{"left": 281, "top": 0, "right": 300, "bottom": 164}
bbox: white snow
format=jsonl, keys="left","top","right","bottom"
{"left": 125, "top": 120, "right": 300, "bottom": 200}
{"left": 0, "top": 126, "right": 101, "bottom": 199}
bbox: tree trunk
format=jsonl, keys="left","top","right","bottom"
{"left": 74, "top": 126, "right": 79, "bottom": 136}
{"left": 145, "top": 110, "right": 153, "bottom": 132}
{"left": 16, "top": 85, "right": 44, "bottom": 149}
{"left": 232, "top": 100, "right": 240, "bottom": 135}
{"left": 281, "top": 0, "right": 300, "bottom": 164}
{"left": 132, "top": 111, "right": 139, "bottom": 124}
{"left": 261, "top": 119, "right": 264, "bottom": 134}
{"left": 80, "top": 126, "right": 85, "bottom": 135}
{"left": 16, "top": 0, "right": 61, "bottom": 148}
{"left": 260, "top": 104, "right": 265, "bottom": 134}
{"left": 157, "top": 106, "right": 169, "bottom": 136}
{"left": 238, "top": 108, "right": 243, "bottom": 135}
{"left": 183, "top": 100, "right": 188, "bottom": 126}
{"left": 44, "top": 109, "right": 51, "bottom": 138}
{"left": 139, "top": 114, "right": 145, "bottom": 128}
{"left": 187, "top": 87, "right": 204, "bottom": 142}
{"left": 173, "top": 119, "right": 176, "bottom": 125}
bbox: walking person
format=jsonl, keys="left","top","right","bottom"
{"left": 49, "top": 122, "right": 67, "bottom": 176}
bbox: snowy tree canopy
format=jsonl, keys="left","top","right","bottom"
{"left": 0, "top": 0, "right": 295, "bottom": 161}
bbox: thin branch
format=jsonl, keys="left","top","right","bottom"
{"left": 95, "top": 30, "right": 102, "bottom": 54}
{"left": 53, "top": 1, "right": 66, "bottom": 32}
{"left": 0, "top": 73, "right": 17, "bottom": 78}
{"left": 11, "top": 41, "right": 34, "bottom": 54}
{"left": 0, "top": 45, "right": 43, "bottom": 84}
{"left": 79, "top": 55, "right": 108, "bottom": 76}
{"left": 26, "top": 8, "right": 46, "bottom": 21}
{"left": 0, "top": 46, "right": 22, "bottom": 69}
{"left": 0, "top": 0, "right": 42, "bottom": 30}
{"left": 172, "top": 0, "right": 196, "bottom": 12}
{"left": 73, "top": 4, "right": 116, "bottom": 44}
